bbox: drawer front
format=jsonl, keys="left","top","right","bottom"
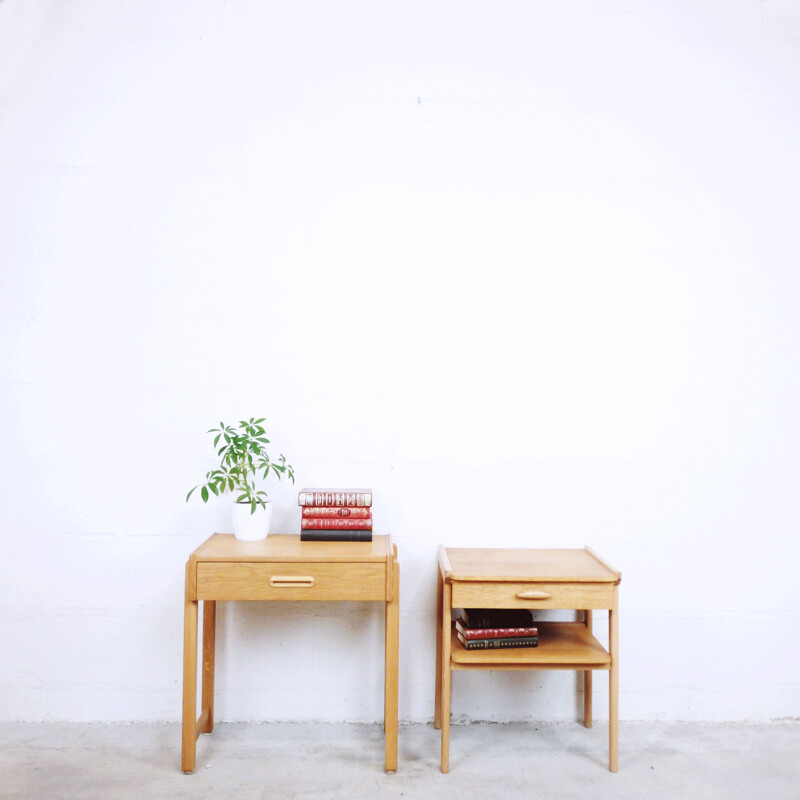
{"left": 196, "top": 562, "right": 386, "bottom": 601}
{"left": 451, "top": 581, "right": 615, "bottom": 610}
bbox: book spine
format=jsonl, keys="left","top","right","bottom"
{"left": 300, "top": 530, "right": 373, "bottom": 542}
{"left": 458, "top": 633, "right": 539, "bottom": 649}
{"left": 301, "top": 518, "right": 373, "bottom": 530}
{"left": 463, "top": 611, "right": 535, "bottom": 629}
{"left": 298, "top": 489, "right": 372, "bottom": 507}
{"left": 301, "top": 506, "right": 372, "bottom": 520}
{"left": 455, "top": 621, "right": 539, "bottom": 640}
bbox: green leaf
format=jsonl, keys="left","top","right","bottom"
{"left": 201, "top": 486, "right": 209, "bottom": 503}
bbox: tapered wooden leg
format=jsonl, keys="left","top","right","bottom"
{"left": 609, "top": 594, "right": 619, "bottom": 772}
{"left": 440, "top": 581, "right": 452, "bottom": 773}
{"left": 434, "top": 568, "right": 443, "bottom": 729}
{"left": 181, "top": 591, "right": 198, "bottom": 773}
{"left": 384, "top": 560, "right": 399, "bottom": 773}
{"left": 583, "top": 610, "right": 593, "bottom": 728}
{"left": 201, "top": 601, "right": 216, "bottom": 733}
{"left": 583, "top": 670, "right": 593, "bottom": 728}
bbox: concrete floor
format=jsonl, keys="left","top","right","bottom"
{"left": 3, "top": 720, "right": 799, "bottom": 800}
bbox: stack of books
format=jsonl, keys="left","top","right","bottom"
{"left": 298, "top": 488, "right": 374, "bottom": 542}
{"left": 455, "top": 608, "right": 539, "bottom": 650}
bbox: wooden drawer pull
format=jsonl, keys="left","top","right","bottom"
{"left": 269, "top": 576, "right": 315, "bottom": 588}
{"left": 516, "top": 590, "right": 552, "bottom": 600}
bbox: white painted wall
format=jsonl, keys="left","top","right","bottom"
{"left": 1, "top": 0, "right": 799, "bottom": 724}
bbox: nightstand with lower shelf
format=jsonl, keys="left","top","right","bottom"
{"left": 435, "top": 546, "right": 620, "bottom": 772}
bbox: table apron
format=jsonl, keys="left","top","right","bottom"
{"left": 450, "top": 580, "right": 615, "bottom": 610}
{"left": 196, "top": 562, "right": 387, "bottom": 601}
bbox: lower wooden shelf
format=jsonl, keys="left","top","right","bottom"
{"left": 450, "top": 622, "right": 611, "bottom": 670}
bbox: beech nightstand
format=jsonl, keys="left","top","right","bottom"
{"left": 435, "top": 546, "right": 620, "bottom": 772}
{"left": 182, "top": 533, "right": 399, "bottom": 773}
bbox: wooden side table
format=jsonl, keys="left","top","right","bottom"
{"left": 435, "top": 546, "right": 620, "bottom": 772}
{"left": 182, "top": 533, "right": 400, "bottom": 773}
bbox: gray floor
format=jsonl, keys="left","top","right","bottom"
{"left": 3, "top": 720, "right": 799, "bottom": 800}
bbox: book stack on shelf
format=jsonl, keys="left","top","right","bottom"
{"left": 298, "top": 488, "right": 373, "bottom": 542}
{"left": 455, "top": 608, "right": 539, "bottom": 650}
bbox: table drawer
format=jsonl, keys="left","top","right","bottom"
{"left": 196, "top": 561, "right": 386, "bottom": 601}
{"left": 451, "top": 581, "right": 615, "bottom": 610}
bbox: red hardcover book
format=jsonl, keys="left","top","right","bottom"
{"left": 301, "top": 517, "right": 373, "bottom": 530}
{"left": 455, "top": 619, "right": 539, "bottom": 640}
{"left": 301, "top": 506, "right": 372, "bottom": 520}
{"left": 298, "top": 489, "right": 372, "bottom": 508}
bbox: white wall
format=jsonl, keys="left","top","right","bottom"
{"left": 1, "top": 0, "right": 799, "bottom": 724}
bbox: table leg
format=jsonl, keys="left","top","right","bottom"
{"left": 609, "top": 593, "right": 619, "bottom": 772}
{"left": 434, "top": 568, "right": 443, "bottom": 729}
{"left": 384, "top": 559, "right": 400, "bottom": 773}
{"left": 181, "top": 591, "right": 198, "bottom": 773}
{"left": 583, "top": 610, "right": 593, "bottom": 728}
{"left": 440, "top": 581, "right": 452, "bottom": 773}
{"left": 583, "top": 670, "right": 593, "bottom": 727}
{"left": 201, "top": 600, "right": 216, "bottom": 734}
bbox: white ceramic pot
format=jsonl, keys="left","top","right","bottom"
{"left": 231, "top": 501, "right": 273, "bottom": 541}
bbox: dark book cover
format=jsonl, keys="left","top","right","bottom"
{"left": 461, "top": 608, "right": 535, "bottom": 630}
{"left": 300, "top": 530, "right": 373, "bottom": 542}
{"left": 457, "top": 631, "right": 539, "bottom": 649}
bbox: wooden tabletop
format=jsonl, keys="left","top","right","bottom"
{"left": 191, "top": 533, "right": 394, "bottom": 563}
{"left": 440, "top": 546, "right": 620, "bottom": 583}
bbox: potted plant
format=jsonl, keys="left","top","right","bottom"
{"left": 187, "top": 417, "right": 295, "bottom": 541}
